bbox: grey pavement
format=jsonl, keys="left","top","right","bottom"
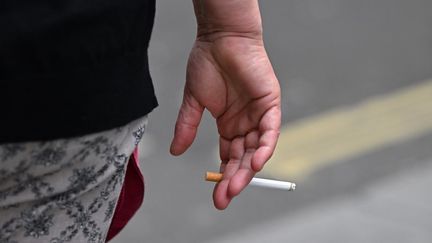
{"left": 112, "top": 0, "right": 432, "bottom": 242}
{"left": 209, "top": 160, "right": 432, "bottom": 243}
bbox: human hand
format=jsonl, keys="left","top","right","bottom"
{"left": 170, "top": 35, "right": 281, "bottom": 210}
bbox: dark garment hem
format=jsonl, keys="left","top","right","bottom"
{"left": 0, "top": 53, "right": 158, "bottom": 144}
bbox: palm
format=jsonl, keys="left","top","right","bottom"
{"left": 170, "top": 37, "right": 281, "bottom": 209}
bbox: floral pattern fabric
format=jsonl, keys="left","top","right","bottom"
{"left": 0, "top": 116, "right": 148, "bottom": 243}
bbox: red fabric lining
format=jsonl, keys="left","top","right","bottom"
{"left": 106, "top": 148, "right": 144, "bottom": 242}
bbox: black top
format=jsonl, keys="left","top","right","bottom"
{"left": 0, "top": 0, "right": 158, "bottom": 144}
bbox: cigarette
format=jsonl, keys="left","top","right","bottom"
{"left": 205, "top": 171, "right": 296, "bottom": 191}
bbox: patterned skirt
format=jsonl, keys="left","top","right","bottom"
{"left": 0, "top": 116, "right": 148, "bottom": 243}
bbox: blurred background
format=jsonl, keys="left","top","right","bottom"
{"left": 113, "top": 0, "right": 432, "bottom": 242}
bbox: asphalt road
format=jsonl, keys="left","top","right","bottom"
{"left": 112, "top": 1, "right": 432, "bottom": 242}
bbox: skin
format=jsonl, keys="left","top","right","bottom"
{"left": 170, "top": 0, "right": 281, "bottom": 210}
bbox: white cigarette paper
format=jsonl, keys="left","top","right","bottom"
{"left": 250, "top": 177, "right": 296, "bottom": 191}
{"left": 205, "top": 171, "right": 296, "bottom": 191}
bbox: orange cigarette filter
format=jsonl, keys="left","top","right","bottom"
{"left": 205, "top": 171, "right": 223, "bottom": 182}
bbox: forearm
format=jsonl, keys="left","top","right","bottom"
{"left": 192, "top": 0, "right": 263, "bottom": 41}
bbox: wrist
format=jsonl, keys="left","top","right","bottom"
{"left": 193, "top": 0, "right": 263, "bottom": 42}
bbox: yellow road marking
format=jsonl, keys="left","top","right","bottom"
{"left": 262, "top": 80, "right": 432, "bottom": 180}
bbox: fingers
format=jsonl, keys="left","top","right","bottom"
{"left": 227, "top": 158, "right": 254, "bottom": 198}
{"left": 213, "top": 105, "right": 280, "bottom": 209}
{"left": 251, "top": 130, "right": 279, "bottom": 171}
{"left": 213, "top": 137, "right": 244, "bottom": 210}
{"left": 213, "top": 165, "right": 254, "bottom": 210}
{"left": 213, "top": 132, "right": 258, "bottom": 210}
{"left": 170, "top": 90, "right": 204, "bottom": 156}
{"left": 252, "top": 106, "right": 281, "bottom": 171}
{"left": 219, "top": 137, "right": 230, "bottom": 165}
{"left": 213, "top": 180, "right": 231, "bottom": 210}
{"left": 227, "top": 131, "right": 258, "bottom": 197}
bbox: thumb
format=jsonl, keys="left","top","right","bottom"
{"left": 170, "top": 89, "right": 204, "bottom": 156}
